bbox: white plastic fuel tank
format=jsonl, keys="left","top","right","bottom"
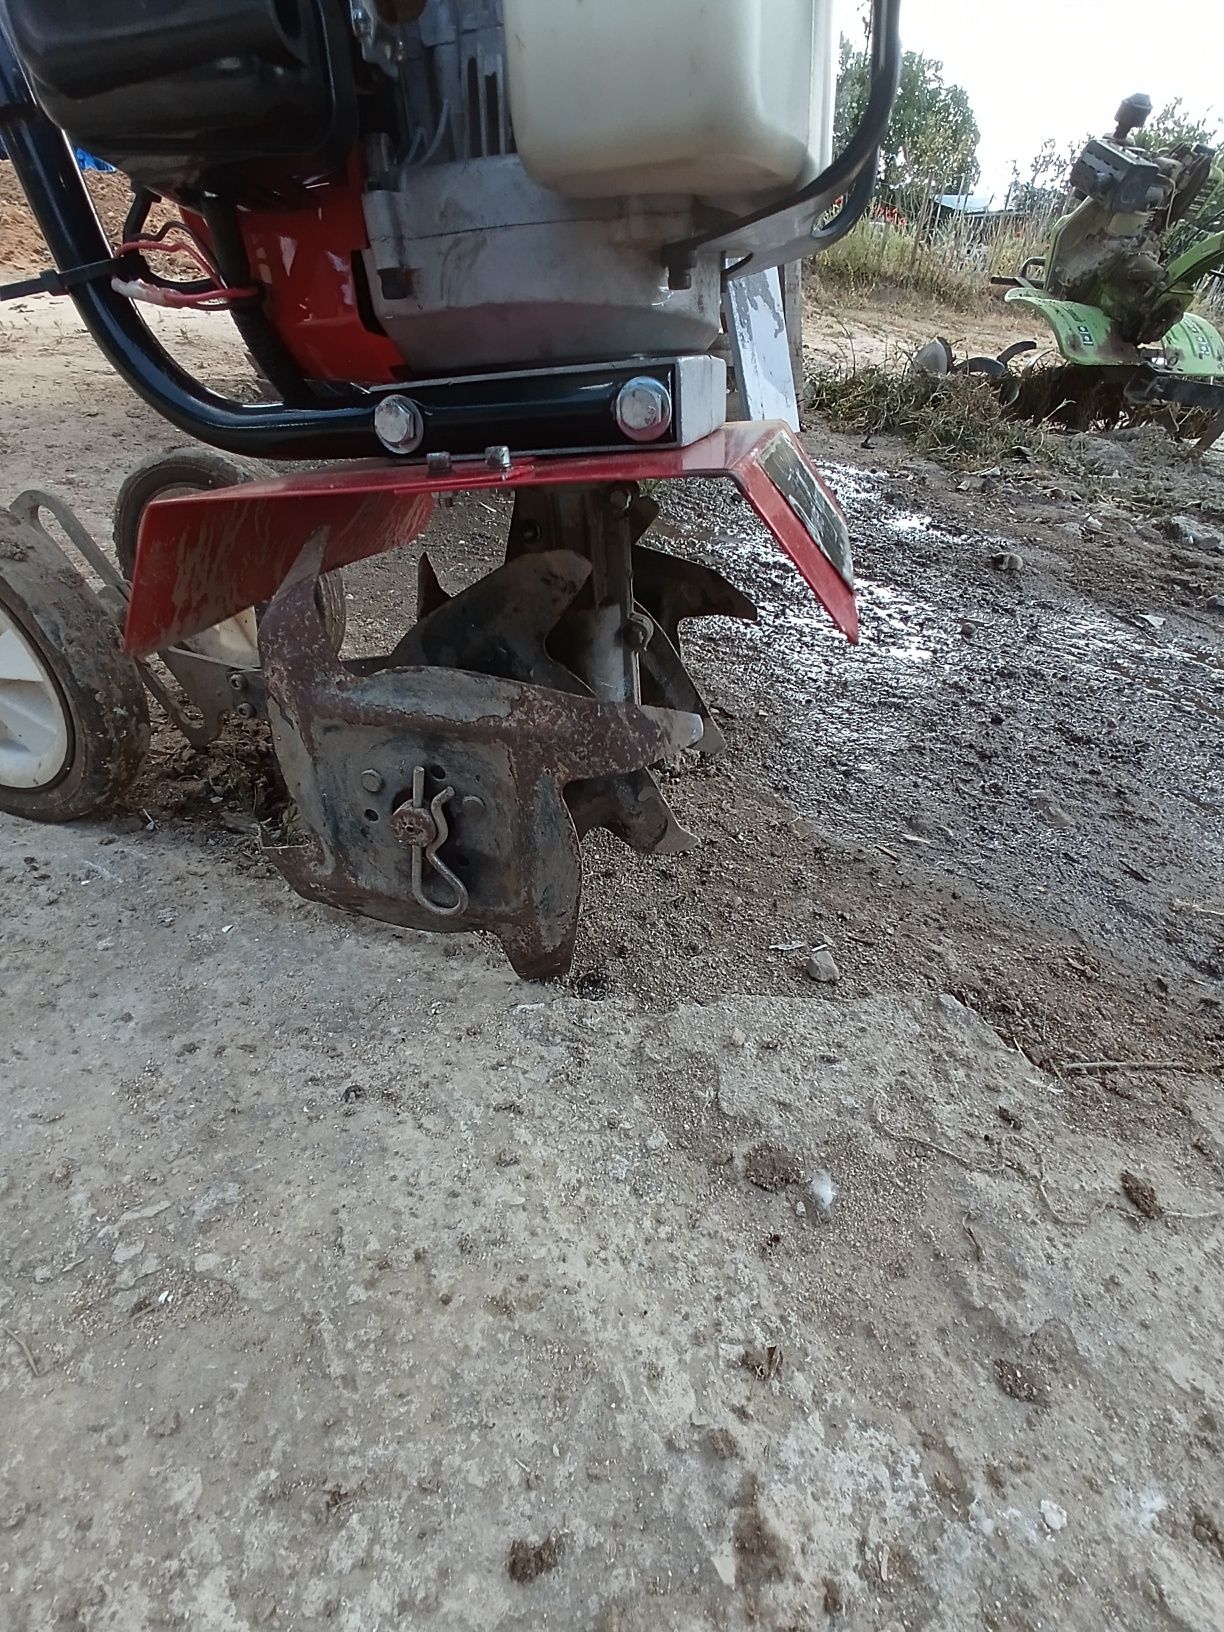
{"left": 503, "top": 0, "right": 835, "bottom": 201}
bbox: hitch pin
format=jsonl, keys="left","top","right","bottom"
{"left": 391, "top": 766, "right": 470, "bottom": 918}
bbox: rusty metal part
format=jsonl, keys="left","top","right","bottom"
{"left": 259, "top": 535, "right": 703, "bottom": 979}
{"left": 504, "top": 486, "right": 696, "bottom": 853}
{"left": 416, "top": 552, "right": 448, "bottom": 619}
{"left": 630, "top": 542, "right": 757, "bottom": 756}
{"left": 631, "top": 543, "right": 758, "bottom": 645}
{"left": 566, "top": 768, "right": 695, "bottom": 854}
{"left": 124, "top": 424, "right": 855, "bottom": 657}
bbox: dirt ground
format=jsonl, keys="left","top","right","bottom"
{"left": 1, "top": 171, "right": 1223, "bottom": 1631}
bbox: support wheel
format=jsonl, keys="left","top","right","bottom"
{"left": 0, "top": 508, "right": 149, "bottom": 823}
{"left": 114, "top": 447, "right": 347, "bottom": 653}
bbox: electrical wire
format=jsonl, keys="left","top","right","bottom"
{"left": 113, "top": 225, "right": 259, "bottom": 309}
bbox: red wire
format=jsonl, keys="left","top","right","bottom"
{"left": 115, "top": 235, "right": 259, "bottom": 306}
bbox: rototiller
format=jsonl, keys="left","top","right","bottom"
{"left": 0, "top": 0, "right": 899, "bottom": 976}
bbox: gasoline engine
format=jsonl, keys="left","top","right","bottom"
{"left": 0, "top": 0, "right": 900, "bottom": 975}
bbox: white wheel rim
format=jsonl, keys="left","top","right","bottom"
{"left": 0, "top": 606, "right": 71, "bottom": 789}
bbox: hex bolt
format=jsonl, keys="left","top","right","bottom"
{"left": 614, "top": 376, "right": 673, "bottom": 443}
{"left": 605, "top": 485, "right": 635, "bottom": 515}
{"left": 228, "top": 672, "right": 247, "bottom": 693}
{"left": 360, "top": 769, "right": 384, "bottom": 794}
{"left": 485, "top": 445, "right": 512, "bottom": 472}
{"left": 234, "top": 701, "right": 256, "bottom": 721}
{"left": 373, "top": 393, "right": 425, "bottom": 455}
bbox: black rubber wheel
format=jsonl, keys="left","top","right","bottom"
{"left": 113, "top": 447, "right": 347, "bottom": 650}
{"left": 0, "top": 508, "right": 149, "bottom": 823}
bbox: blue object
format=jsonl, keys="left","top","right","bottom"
{"left": 2, "top": 137, "right": 112, "bottom": 170}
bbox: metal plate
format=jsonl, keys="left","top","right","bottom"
{"left": 758, "top": 433, "right": 854, "bottom": 587}
{"left": 125, "top": 422, "right": 857, "bottom": 655}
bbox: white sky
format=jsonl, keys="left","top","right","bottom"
{"left": 832, "top": 0, "right": 1223, "bottom": 198}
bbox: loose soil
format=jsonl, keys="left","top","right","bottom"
{"left": 0, "top": 167, "right": 1221, "bottom": 1632}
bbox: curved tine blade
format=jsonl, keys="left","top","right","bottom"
{"left": 417, "top": 552, "right": 450, "bottom": 619}
{"left": 495, "top": 778, "right": 585, "bottom": 980}
{"left": 998, "top": 339, "right": 1038, "bottom": 366}
{"left": 632, "top": 545, "right": 757, "bottom": 649}
{"left": 258, "top": 533, "right": 335, "bottom": 674}
{"left": 911, "top": 337, "right": 954, "bottom": 375}
{"left": 567, "top": 767, "right": 697, "bottom": 855}
{"left": 637, "top": 619, "right": 726, "bottom": 755}
{"left": 628, "top": 492, "right": 661, "bottom": 546}
{"left": 386, "top": 549, "right": 592, "bottom": 680}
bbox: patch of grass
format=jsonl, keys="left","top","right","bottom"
{"left": 814, "top": 215, "right": 1056, "bottom": 311}
{"left": 806, "top": 363, "right": 1042, "bottom": 468}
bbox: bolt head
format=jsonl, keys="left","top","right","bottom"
{"left": 391, "top": 803, "right": 436, "bottom": 846}
{"left": 615, "top": 376, "right": 673, "bottom": 443}
{"left": 360, "top": 769, "right": 384, "bottom": 794}
{"left": 234, "top": 701, "right": 256, "bottom": 720}
{"left": 373, "top": 394, "right": 425, "bottom": 455}
{"left": 484, "top": 444, "right": 512, "bottom": 472}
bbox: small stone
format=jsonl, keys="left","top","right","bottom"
{"left": 990, "top": 549, "right": 1025, "bottom": 573}
{"left": 730, "top": 1027, "right": 748, "bottom": 1049}
{"left": 1041, "top": 1499, "right": 1068, "bottom": 1532}
{"left": 806, "top": 1170, "right": 838, "bottom": 1218}
{"left": 1029, "top": 791, "right": 1073, "bottom": 830}
{"left": 148, "top": 1409, "right": 182, "bottom": 1440}
{"left": 1159, "top": 514, "right": 1196, "bottom": 546}
{"left": 1204, "top": 594, "right": 1224, "bottom": 613}
{"left": 960, "top": 619, "right": 978, "bottom": 640}
{"left": 805, "top": 948, "right": 840, "bottom": 985}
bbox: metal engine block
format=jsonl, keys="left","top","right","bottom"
{"left": 351, "top": 0, "right": 722, "bottom": 371}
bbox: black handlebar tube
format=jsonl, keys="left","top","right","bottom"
{"left": 1, "top": 6, "right": 903, "bottom": 458}
{"left": 665, "top": 0, "right": 903, "bottom": 285}
{"left": 0, "top": 23, "right": 383, "bottom": 460}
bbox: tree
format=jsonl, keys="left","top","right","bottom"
{"left": 1005, "top": 137, "right": 1081, "bottom": 216}
{"left": 835, "top": 39, "right": 980, "bottom": 212}
{"left": 1133, "top": 98, "right": 1221, "bottom": 154}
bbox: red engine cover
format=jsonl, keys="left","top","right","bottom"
{"left": 227, "top": 158, "right": 403, "bottom": 386}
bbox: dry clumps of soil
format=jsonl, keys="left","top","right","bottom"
{"left": 506, "top": 1531, "right": 565, "bottom": 1583}
{"left": 0, "top": 159, "right": 168, "bottom": 273}
{"left": 1121, "top": 1169, "right": 1164, "bottom": 1219}
{"left": 742, "top": 1141, "right": 804, "bottom": 1193}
